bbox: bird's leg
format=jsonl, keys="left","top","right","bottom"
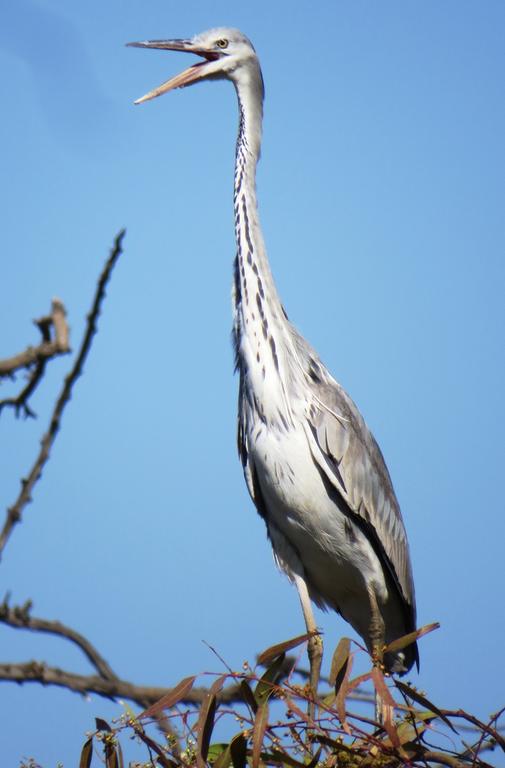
{"left": 367, "top": 585, "right": 392, "bottom": 725}
{"left": 368, "top": 584, "right": 385, "bottom": 668}
{"left": 293, "top": 574, "right": 322, "bottom": 722}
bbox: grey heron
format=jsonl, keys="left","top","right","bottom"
{"left": 129, "top": 27, "right": 418, "bottom": 700}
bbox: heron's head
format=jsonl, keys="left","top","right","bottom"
{"left": 128, "top": 27, "right": 264, "bottom": 105}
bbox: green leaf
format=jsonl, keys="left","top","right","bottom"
{"left": 207, "top": 743, "right": 230, "bottom": 763}
{"left": 328, "top": 637, "right": 351, "bottom": 695}
{"left": 139, "top": 675, "right": 196, "bottom": 719}
{"left": 104, "top": 743, "right": 118, "bottom": 768}
{"left": 334, "top": 652, "right": 357, "bottom": 733}
{"left": 371, "top": 667, "right": 396, "bottom": 708}
{"left": 240, "top": 680, "right": 258, "bottom": 714}
{"left": 197, "top": 693, "right": 217, "bottom": 765}
{"left": 259, "top": 751, "right": 305, "bottom": 768}
{"left": 394, "top": 680, "right": 457, "bottom": 733}
{"left": 230, "top": 733, "right": 248, "bottom": 768}
{"left": 95, "top": 717, "right": 112, "bottom": 733}
{"left": 79, "top": 738, "right": 93, "bottom": 768}
{"left": 95, "top": 718, "right": 112, "bottom": 732}
{"left": 257, "top": 633, "right": 312, "bottom": 666}
{"left": 252, "top": 702, "right": 269, "bottom": 768}
{"left": 394, "top": 718, "right": 428, "bottom": 746}
{"left": 197, "top": 674, "right": 227, "bottom": 766}
{"left": 384, "top": 622, "right": 440, "bottom": 655}
{"left": 254, "top": 653, "right": 285, "bottom": 704}
{"left": 213, "top": 744, "right": 232, "bottom": 768}
{"left": 320, "top": 691, "right": 336, "bottom": 708}
{"left": 116, "top": 741, "right": 124, "bottom": 768}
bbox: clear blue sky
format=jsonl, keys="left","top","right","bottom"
{"left": 1, "top": 1, "right": 504, "bottom": 765}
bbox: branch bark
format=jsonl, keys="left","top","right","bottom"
{"left": 0, "top": 598, "right": 376, "bottom": 714}
{"left": 0, "top": 230, "right": 126, "bottom": 561}
{"left": 0, "top": 596, "right": 116, "bottom": 681}
{"left": 0, "top": 661, "right": 241, "bottom": 710}
{"left": 0, "top": 298, "right": 71, "bottom": 417}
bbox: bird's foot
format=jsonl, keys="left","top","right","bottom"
{"left": 371, "top": 642, "right": 386, "bottom": 670}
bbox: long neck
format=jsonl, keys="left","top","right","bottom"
{"left": 232, "top": 75, "right": 295, "bottom": 424}
{"left": 233, "top": 82, "right": 283, "bottom": 320}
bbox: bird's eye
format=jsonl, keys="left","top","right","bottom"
{"left": 215, "top": 38, "right": 228, "bottom": 49}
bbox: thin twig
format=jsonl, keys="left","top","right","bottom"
{"left": 0, "top": 231, "right": 125, "bottom": 561}
{"left": 441, "top": 710, "right": 505, "bottom": 753}
{"left": 420, "top": 751, "right": 479, "bottom": 768}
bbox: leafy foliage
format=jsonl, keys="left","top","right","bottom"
{"left": 81, "top": 630, "right": 504, "bottom": 768}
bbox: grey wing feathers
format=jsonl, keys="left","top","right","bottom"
{"left": 298, "top": 341, "right": 416, "bottom": 616}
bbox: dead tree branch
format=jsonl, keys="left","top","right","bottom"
{"left": 0, "top": 597, "right": 376, "bottom": 712}
{"left": 0, "top": 595, "right": 115, "bottom": 682}
{"left": 0, "top": 655, "right": 366, "bottom": 712}
{"left": 0, "top": 298, "right": 71, "bottom": 417}
{"left": 0, "top": 230, "right": 126, "bottom": 561}
{"left": 0, "top": 661, "right": 241, "bottom": 710}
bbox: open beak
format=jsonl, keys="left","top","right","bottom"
{"left": 127, "top": 39, "right": 220, "bottom": 104}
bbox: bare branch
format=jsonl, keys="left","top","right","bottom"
{"left": 0, "top": 298, "right": 71, "bottom": 417}
{"left": 0, "top": 299, "right": 69, "bottom": 379}
{"left": 0, "top": 230, "right": 126, "bottom": 561}
{"left": 0, "top": 661, "right": 242, "bottom": 710}
{"left": 0, "top": 601, "right": 375, "bottom": 715}
{"left": 0, "top": 596, "right": 116, "bottom": 681}
{"left": 419, "top": 751, "right": 483, "bottom": 768}
{"left": 441, "top": 709, "right": 505, "bottom": 753}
